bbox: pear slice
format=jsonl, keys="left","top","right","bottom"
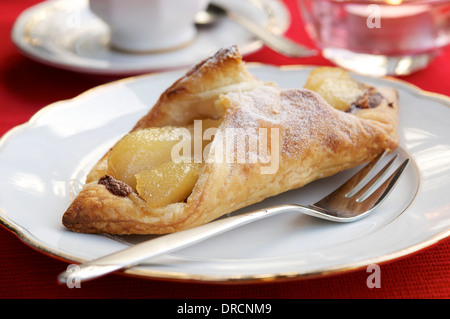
{"left": 135, "top": 162, "right": 201, "bottom": 208}
{"left": 107, "top": 126, "right": 192, "bottom": 189}
{"left": 304, "top": 67, "right": 365, "bottom": 111}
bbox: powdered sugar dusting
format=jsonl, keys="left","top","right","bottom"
{"left": 219, "top": 85, "right": 349, "bottom": 163}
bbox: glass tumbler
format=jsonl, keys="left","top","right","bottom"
{"left": 298, "top": 0, "right": 450, "bottom": 76}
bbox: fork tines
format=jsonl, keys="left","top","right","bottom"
{"left": 346, "top": 150, "right": 409, "bottom": 207}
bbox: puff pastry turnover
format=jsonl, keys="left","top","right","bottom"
{"left": 62, "top": 45, "right": 400, "bottom": 235}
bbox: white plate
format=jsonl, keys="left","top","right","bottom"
{"left": 11, "top": 0, "right": 290, "bottom": 75}
{"left": 1, "top": 65, "right": 449, "bottom": 283}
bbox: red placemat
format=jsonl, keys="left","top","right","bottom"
{"left": 0, "top": 0, "right": 449, "bottom": 299}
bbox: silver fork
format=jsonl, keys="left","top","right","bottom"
{"left": 58, "top": 151, "right": 409, "bottom": 284}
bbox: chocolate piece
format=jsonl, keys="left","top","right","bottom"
{"left": 347, "top": 87, "right": 385, "bottom": 113}
{"left": 356, "top": 87, "right": 383, "bottom": 108}
{"left": 98, "top": 175, "right": 132, "bottom": 197}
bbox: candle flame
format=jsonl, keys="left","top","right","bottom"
{"left": 385, "top": 0, "right": 403, "bottom": 5}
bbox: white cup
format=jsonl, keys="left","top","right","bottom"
{"left": 89, "top": 0, "right": 209, "bottom": 53}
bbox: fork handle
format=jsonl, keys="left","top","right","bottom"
{"left": 57, "top": 203, "right": 349, "bottom": 284}
{"left": 58, "top": 206, "right": 301, "bottom": 284}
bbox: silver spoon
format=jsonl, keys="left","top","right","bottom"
{"left": 195, "top": 3, "right": 317, "bottom": 58}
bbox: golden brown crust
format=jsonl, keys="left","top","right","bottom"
{"left": 84, "top": 45, "right": 262, "bottom": 184}
{"left": 62, "top": 46, "right": 400, "bottom": 235}
{"left": 132, "top": 45, "right": 261, "bottom": 130}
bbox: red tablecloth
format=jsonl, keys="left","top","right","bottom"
{"left": 0, "top": 0, "right": 449, "bottom": 299}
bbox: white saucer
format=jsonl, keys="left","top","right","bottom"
{"left": 11, "top": 0, "right": 290, "bottom": 75}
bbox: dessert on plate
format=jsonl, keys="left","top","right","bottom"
{"left": 62, "top": 45, "right": 399, "bottom": 235}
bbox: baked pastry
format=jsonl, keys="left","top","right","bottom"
{"left": 62, "top": 45, "right": 399, "bottom": 235}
